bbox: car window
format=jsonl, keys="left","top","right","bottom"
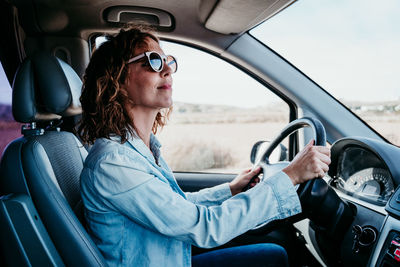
{"left": 0, "top": 62, "right": 21, "bottom": 155}
{"left": 156, "top": 42, "right": 290, "bottom": 173}
{"left": 250, "top": 0, "right": 400, "bottom": 146}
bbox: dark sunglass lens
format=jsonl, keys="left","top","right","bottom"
{"left": 149, "top": 53, "right": 162, "bottom": 71}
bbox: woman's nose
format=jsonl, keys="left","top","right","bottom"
{"left": 161, "top": 61, "right": 173, "bottom": 76}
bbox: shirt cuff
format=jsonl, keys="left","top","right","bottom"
{"left": 212, "top": 182, "right": 233, "bottom": 201}
{"left": 262, "top": 171, "right": 302, "bottom": 218}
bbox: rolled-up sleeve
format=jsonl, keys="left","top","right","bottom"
{"left": 185, "top": 183, "right": 232, "bottom": 206}
{"left": 90, "top": 152, "right": 301, "bottom": 249}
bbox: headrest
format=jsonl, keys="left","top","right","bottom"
{"left": 12, "top": 51, "right": 82, "bottom": 123}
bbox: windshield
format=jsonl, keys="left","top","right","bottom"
{"left": 250, "top": 0, "right": 400, "bottom": 146}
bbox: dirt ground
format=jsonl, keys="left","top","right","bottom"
{"left": 158, "top": 116, "right": 400, "bottom": 173}
{"left": 157, "top": 122, "right": 289, "bottom": 173}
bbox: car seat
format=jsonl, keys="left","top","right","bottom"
{"left": 0, "top": 51, "right": 106, "bottom": 266}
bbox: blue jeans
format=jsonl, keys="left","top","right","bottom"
{"left": 192, "top": 243, "right": 289, "bottom": 267}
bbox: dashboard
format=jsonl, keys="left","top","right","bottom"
{"left": 304, "top": 136, "right": 400, "bottom": 267}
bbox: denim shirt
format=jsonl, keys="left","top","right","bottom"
{"left": 80, "top": 134, "right": 301, "bottom": 267}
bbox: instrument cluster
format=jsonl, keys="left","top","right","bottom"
{"left": 332, "top": 146, "right": 395, "bottom": 206}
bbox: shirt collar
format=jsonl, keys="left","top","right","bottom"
{"left": 126, "top": 132, "right": 162, "bottom": 166}
{"left": 149, "top": 133, "right": 161, "bottom": 162}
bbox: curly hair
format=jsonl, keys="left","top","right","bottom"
{"left": 78, "top": 26, "right": 172, "bottom": 145}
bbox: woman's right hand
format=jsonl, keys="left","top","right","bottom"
{"left": 282, "top": 140, "right": 331, "bottom": 185}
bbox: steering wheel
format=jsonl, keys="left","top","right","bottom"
{"left": 249, "top": 117, "right": 326, "bottom": 232}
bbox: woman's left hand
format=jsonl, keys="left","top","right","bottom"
{"left": 229, "top": 166, "right": 262, "bottom": 196}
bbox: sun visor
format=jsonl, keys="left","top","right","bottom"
{"left": 104, "top": 6, "right": 174, "bottom": 31}
{"left": 203, "top": 0, "right": 295, "bottom": 34}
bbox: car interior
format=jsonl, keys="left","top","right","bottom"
{"left": 0, "top": 0, "right": 400, "bottom": 267}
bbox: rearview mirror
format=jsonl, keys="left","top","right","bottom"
{"left": 250, "top": 141, "right": 288, "bottom": 164}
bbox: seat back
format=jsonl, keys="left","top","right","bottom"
{"left": 0, "top": 51, "right": 106, "bottom": 266}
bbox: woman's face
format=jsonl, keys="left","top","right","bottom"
{"left": 124, "top": 38, "right": 173, "bottom": 112}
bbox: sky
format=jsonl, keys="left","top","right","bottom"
{"left": 250, "top": 0, "right": 400, "bottom": 103}
{"left": 159, "top": 42, "right": 280, "bottom": 108}
{"left": 1, "top": 0, "right": 399, "bottom": 105}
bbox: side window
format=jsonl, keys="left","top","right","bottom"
{"left": 157, "top": 42, "right": 290, "bottom": 173}
{"left": 0, "top": 62, "right": 21, "bottom": 155}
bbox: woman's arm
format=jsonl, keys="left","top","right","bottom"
{"left": 185, "top": 183, "right": 232, "bottom": 206}
{"left": 184, "top": 167, "right": 262, "bottom": 206}
{"left": 84, "top": 151, "right": 301, "bottom": 248}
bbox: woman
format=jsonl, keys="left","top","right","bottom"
{"left": 78, "top": 27, "right": 331, "bottom": 267}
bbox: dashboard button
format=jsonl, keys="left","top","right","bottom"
{"left": 394, "top": 248, "right": 400, "bottom": 262}
{"left": 391, "top": 240, "right": 400, "bottom": 246}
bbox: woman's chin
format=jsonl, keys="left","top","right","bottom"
{"left": 162, "top": 99, "right": 173, "bottom": 108}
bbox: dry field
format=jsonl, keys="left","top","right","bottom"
{"left": 158, "top": 121, "right": 288, "bottom": 173}
{"left": 363, "top": 115, "right": 400, "bottom": 145}
{"left": 157, "top": 106, "right": 400, "bottom": 173}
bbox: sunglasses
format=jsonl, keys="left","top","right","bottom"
{"left": 127, "top": 51, "right": 177, "bottom": 73}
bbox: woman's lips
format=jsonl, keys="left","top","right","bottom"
{"left": 158, "top": 84, "right": 172, "bottom": 90}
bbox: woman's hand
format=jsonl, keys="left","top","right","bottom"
{"left": 229, "top": 140, "right": 330, "bottom": 195}
{"left": 282, "top": 140, "right": 331, "bottom": 185}
{"left": 229, "top": 166, "right": 262, "bottom": 196}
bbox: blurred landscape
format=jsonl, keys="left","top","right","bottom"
{"left": 1, "top": 101, "right": 399, "bottom": 172}
{"left": 344, "top": 100, "right": 400, "bottom": 145}
{"left": 158, "top": 101, "right": 400, "bottom": 172}
{"left": 157, "top": 102, "right": 289, "bottom": 173}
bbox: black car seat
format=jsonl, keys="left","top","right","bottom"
{"left": 0, "top": 51, "right": 106, "bottom": 266}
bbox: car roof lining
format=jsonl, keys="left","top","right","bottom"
{"left": 3, "top": 0, "right": 301, "bottom": 96}
{"left": 9, "top": 0, "right": 295, "bottom": 36}
{"left": 4, "top": 0, "right": 298, "bottom": 74}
